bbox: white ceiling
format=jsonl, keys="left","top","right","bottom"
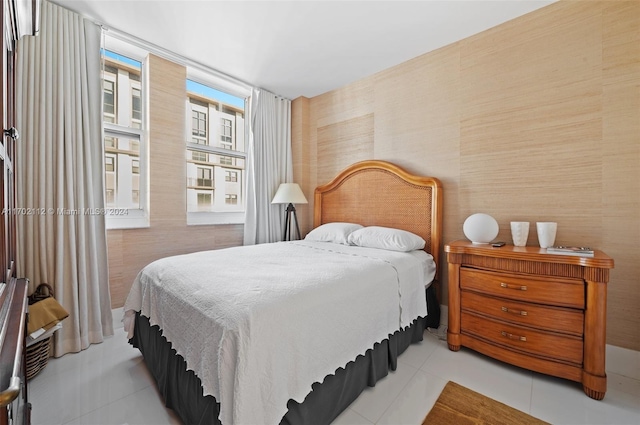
{"left": 52, "top": 0, "right": 556, "bottom": 99}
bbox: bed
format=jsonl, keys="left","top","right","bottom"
{"left": 123, "top": 160, "right": 443, "bottom": 425}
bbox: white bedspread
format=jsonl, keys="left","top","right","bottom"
{"left": 123, "top": 241, "right": 433, "bottom": 425}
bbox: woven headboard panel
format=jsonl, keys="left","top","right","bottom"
{"left": 314, "top": 160, "right": 443, "bottom": 280}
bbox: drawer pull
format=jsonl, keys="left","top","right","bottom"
{"left": 501, "top": 306, "right": 528, "bottom": 316}
{"left": 501, "top": 331, "right": 527, "bottom": 342}
{"left": 500, "top": 282, "right": 527, "bottom": 291}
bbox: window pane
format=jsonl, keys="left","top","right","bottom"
{"left": 191, "top": 151, "right": 207, "bottom": 162}
{"left": 104, "top": 137, "right": 140, "bottom": 209}
{"left": 209, "top": 154, "right": 244, "bottom": 168}
{"left": 132, "top": 87, "right": 142, "bottom": 121}
{"left": 105, "top": 155, "right": 115, "bottom": 172}
{"left": 102, "top": 49, "right": 142, "bottom": 130}
{"left": 196, "top": 193, "right": 213, "bottom": 211}
{"left": 103, "top": 80, "right": 115, "bottom": 120}
{"left": 221, "top": 118, "right": 232, "bottom": 147}
{"left": 192, "top": 110, "right": 207, "bottom": 138}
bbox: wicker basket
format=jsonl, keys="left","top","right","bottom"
{"left": 26, "top": 337, "right": 51, "bottom": 380}
{"left": 26, "top": 283, "right": 56, "bottom": 380}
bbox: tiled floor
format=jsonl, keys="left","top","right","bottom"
{"left": 29, "top": 316, "right": 639, "bottom": 425}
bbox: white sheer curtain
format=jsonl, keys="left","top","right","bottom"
{"left": 15, "top": 0, "right": 113, "bottom": 356}
{"left": 244, "top": 88, "right": 292, "bottom": 245}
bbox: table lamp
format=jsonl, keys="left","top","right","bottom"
{"left": 271, "top": 183, "right": 308, "bottom": 241}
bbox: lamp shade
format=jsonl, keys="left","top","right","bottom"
{"left": 463, "top": 213, "right": 499, "bottom": 244}
{"left": 271, "top": 183, "right": 308, "bottom": 205}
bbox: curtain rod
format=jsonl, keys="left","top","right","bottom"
{"left": 98, "top": 22, "right": 254, "bottom": 95}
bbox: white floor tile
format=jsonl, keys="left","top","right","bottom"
{"left": 419, "top": 340, "right": 534, "bottom": 414}
{"left": 29, "top": 330, "right": 155, "bottom": 425}
{"left": 64, "top": 385, "right": 181, "bottom": 425}
{"left": 27, "top": 327, "right": 640, "bottom": 425}
{"left": 112, "top": 307, "right": 125, "bottom": 330}
{"left": 607, "top": 344, "right": 640, "bottom": 380}
{"left": 396, "top": 332, "right": 440, "bottom": 370}
{"left": 331, "top": 408, "right": 373, "bottom": 425}
{"left": 376, "top": 370, "right": 447, "bottom": 425}
{"left": 349, "top": 362, "right": 419, "bottom": 423}
{"left": 608, "top": 371, "right": 640, "bottom": 399}
{"left": 531, "top": 372, "right": 640, "bottom": 425}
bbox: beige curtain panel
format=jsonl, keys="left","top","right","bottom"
{"left": 243, "top": 88, "right": 293, "bottom": 245}
{"left": 15, "top": 0, "right": 113, "bottom": 356}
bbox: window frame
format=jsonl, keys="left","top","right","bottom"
{"left": 185, "top": 75, "right": 248, "bottom": 226}
{"left": 102, "top": 37, "right": 150, "bottom": 230}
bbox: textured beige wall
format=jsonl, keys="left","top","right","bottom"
{"left": 292, "top": 1, "right": 640, "bottom": 350}
{"left": 107, "top": 54, "right": 243, "bottom": 307}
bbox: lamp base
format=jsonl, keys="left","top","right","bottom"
{"left": 283, "top": 203, "right": 301, "bottom": 241}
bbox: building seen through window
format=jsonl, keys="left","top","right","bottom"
{"left": 186, "top": 80, "right": 245, "bottom": 216}
{"left": 102, "top": 49, "right": 143, "bottom": 213}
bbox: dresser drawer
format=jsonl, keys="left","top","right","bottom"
{"left": 461, "top": 311, "right": 583, "bottom": 365}
{"left": 461, "top": 291, "right": 584, "bottom": 336}
{"left": 460, "top": 268, "right": 584, "bottom": 308}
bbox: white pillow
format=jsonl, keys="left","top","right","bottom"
{"left": 348, "top": 226, "right": 426, "bottom": 252}
{"left": 304, "top": 222, "right": 363, "bottom": 245}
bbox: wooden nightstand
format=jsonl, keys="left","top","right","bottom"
{"left": 445, "top": 240, "right": 614, "bottom": 400}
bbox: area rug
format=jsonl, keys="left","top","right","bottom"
{"left": 422, "top": 381, "right": 549, "bottom": 425}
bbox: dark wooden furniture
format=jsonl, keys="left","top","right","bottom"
{"left": 1, "top": 2, "right": 34, "bottom": 424}
{"left": 0, "top": 278, "right": 29, "bottom": 425}
{"left": 445, "top": 240, "right": 614, "bottom": 400}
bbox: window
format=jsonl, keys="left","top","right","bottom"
{"left": 220, "top": 118, "right": 232, "bottom": 147}
{"left": 132, "top": 87, "right": 142, "bottom": 127}
{"left": 197, "top": 193, "right": 212, "bottom": 206}
{"left": 186, "top": 79, "right": 246, "bottom": 225}
{"left": 192, "top": 151, "right": 207, "bottom": 162}
{"left": 192, "top": 110, "right": 207, "bottom": 139}
{"left": 102, "top": 45, "right": 147, "bottom": 228}
{"left": 196, "top": 167, "right": 213, "bottom": 187}
{"left": 104, "top": 154, "right": 116, "bottom": 207}
{"left": 190, "top": 100, "right": 208, "bottom": 145}
{"left": 105, "top": 156, "right": 115, "bottom": 172}
{"left": 103, "top": 78, "right": 116, "bottom": 123}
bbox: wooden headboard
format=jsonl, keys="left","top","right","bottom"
{"left": 314, "top": 160, "right": 443, "bottom": 282}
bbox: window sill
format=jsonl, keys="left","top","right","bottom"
{"left": 106, "top": 210, "right": 150, "bottom": 230}
{"left": 187, "top": 211, "right": 244, "bottom": 226}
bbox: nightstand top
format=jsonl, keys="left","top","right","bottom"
{"left": 445, "top": 240, "right": 614, "bottom": 269}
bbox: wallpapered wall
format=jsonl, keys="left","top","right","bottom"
{"left": 107, "top": 55, "right": 243, "bottom": 307}
{"left": 291, "top": 1, "right": 640, "bottom": 350}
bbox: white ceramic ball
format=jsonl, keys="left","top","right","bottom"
{"left": 463, "top": 213, "right": 499, "bottom": 244}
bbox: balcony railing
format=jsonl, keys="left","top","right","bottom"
{"left": 187, "top": 178, "right": 213, "bottom": 188}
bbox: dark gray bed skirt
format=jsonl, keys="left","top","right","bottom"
{"left": 129, "top": 287, "right": 440, "bottom": 425}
